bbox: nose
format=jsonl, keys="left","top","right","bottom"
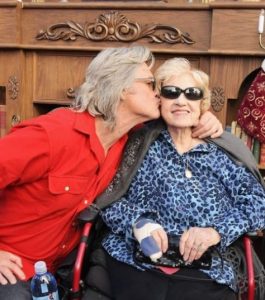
{"left": 173, "top": 94, "right": 186, "bottom": 105}
{"left": 152, "top": 87, "right": 160, "bottom": 99}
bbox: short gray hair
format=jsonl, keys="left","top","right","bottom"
{"left": 73, "top": 45, "right": 154, "bottom": 128}
{"left": 155, "top": 58, "right": 211, "bottom": 113}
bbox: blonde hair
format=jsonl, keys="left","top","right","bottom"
{"left": 155, "top": 58, "right": 211, "bottom": 113}
{"left": 73, "top": 45, "right": 154, "bottom": 128}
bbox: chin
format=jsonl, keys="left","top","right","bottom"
{"left": 171, "top": 117, "right": 198, "bottom": 128}
{"left": 171, "top": 121, "right": 194, "bottom": 128}
{"left": 148, "top": 109, "right": 161, "bottom": 120}
{"left": 153, "top": 111, "right": 161, "bottom": 119}
{"left": 137, "top": 106, "right": 161, "bottom": 123}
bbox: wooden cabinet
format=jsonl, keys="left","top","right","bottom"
{"left": 31, "top": 51, "right": 95, "bottom": 115}
{"left": 0, "top": 0, "right": 264, "bottom": 174}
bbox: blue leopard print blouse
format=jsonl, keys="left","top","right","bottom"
{"left": 101, "top": 130, "right": 265, "bottom": 291}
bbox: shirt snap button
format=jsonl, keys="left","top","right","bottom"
{"left": 64, "top": 186, "right": 70, "bottom": 191}
{"left": 84, "top": 199, "right": 88, "bottom": 205}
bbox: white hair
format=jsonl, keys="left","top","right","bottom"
{"left": 73, "top": 45, "right": 154, "bottom": 128}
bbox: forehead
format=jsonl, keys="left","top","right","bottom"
{"left": 134, "top": 63, "right": 153, "bottom": 78}
{"left": 164, "top": 73, "right": 197, "bottom": 86}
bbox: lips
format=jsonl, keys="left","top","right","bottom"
{"left": 172, "top": 109, "right": 190, "bottom": 114}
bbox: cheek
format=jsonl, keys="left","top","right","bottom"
{"left": 191, "top": 102, "right": 201, "bottom": 115}
{"left": 190, "top": 104, "right": 201, "bottom": 124}
{"left": 160, "top": 102, "right": 171, "bottom": 120}
{"left": 160, "top": 106, "right": 168, "bottom": 121}
{"left": 193, "top": 110, "right": 201, "bottom": 120}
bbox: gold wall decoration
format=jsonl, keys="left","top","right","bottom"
{"left": 211, "top": 86, "right": 225, "bottom": 112}
{"left": 7, "top": 76, "right": 19, "bottom": 100}
{"left": 36, "top": 11, "right": 195, "bottom": 45}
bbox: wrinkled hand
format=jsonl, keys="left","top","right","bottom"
{"left": 179, "top": 227, "right": 221, "bottom": 263}
{"left": 192, "top": 111, "right": 223, "bottom": 139}
{"left": 0, "top": 250, "right": 25, "bottom": 285}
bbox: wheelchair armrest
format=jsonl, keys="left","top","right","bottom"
{"left": 243, "top": 230, "right": 265, "bottom": 300}
{"left": 246, "top": 230, "right": 264, "bottom": 237}
{"left": 72, "top": 222, "right": 93, "bottom": 300}
{"left": 77, "top": 204, "right": 100, "bottom": 224}
{"left": 71, "top": 204, "right": 103, "bottom": 299}
{"left": 243, "top": 236, "right": 255, "bottom": 300}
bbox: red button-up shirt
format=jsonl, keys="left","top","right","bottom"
{"left": 0, "top": 108, "right": 127, "bottom": 279}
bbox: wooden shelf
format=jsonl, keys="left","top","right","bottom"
{"left": 33, "top": 101, "right": 71, "bottom": 116}
{"left": 33, "top": 100, "right": 72, "bottom": 105}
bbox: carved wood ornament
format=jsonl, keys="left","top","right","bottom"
{"left": 36, "top": 11, "right": 195, "bottom": 45}
{"left": 7, "top": 76, "right": 19, "bottom": 100}
{"left": 211, "top": 86, "right": 225, "bottom": 112}
{"left": 67, "top": 88, "right": 75, "bottom": 99}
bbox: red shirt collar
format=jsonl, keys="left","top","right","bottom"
{"left": 73, "top": 111, "right": 95, "bottom": 135}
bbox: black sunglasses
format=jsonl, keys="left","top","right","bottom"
{"left": 135, "top": 78, "right": 156, "bottom": 91}
{"left": 161, "top": 86, "right": 204, "bottom": 101}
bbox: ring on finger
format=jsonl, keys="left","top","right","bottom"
{"left": 197, "top": 244, "right": 204, "bottom": 252}
{"left": 191, "top": 244, "right": 203, "bottom": 252}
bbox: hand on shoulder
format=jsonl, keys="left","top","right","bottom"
{"left": 192, "top": 111, "right": 223, "bottom": 139}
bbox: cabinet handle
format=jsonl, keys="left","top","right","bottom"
{"left": 67, "top": 88, "right": 75, "bottom": 99}
{"left": 11, "top": 114, "right": 21, "bottom": 126}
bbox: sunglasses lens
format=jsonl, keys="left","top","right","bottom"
{"left": 161, "top": 87, "right": 181, "bottom": 99}
{"left": 185, "top": 87, "right": 203, "bottom": 100}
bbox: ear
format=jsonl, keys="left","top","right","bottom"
{"left": 120, "top": 89, "right": 128, "bottom": 101}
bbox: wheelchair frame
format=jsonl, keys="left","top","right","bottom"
{"left": 69, "top": 222, "right": 256, "bottom": 300}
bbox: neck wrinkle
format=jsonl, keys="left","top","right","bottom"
{"left": 167, "top": 126, "right": 196, "bottom": 154}
{"left": 95, "top": 114, "right": 143, "bottom": 155}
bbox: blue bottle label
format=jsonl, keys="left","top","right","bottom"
{"left": 32, "top": 291, "right": 59, "bottom": 300}
{"left": 41, "top": 282, "right": 48, "bottom": 293}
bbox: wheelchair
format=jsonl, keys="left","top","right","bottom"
{"left": 58, "top": 218, "right": 263, "bottom": 300}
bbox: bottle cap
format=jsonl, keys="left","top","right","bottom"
{"left": 34, "top": 261, "right": 47, "bottom": 275}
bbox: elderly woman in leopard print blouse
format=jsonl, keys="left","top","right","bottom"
{"left": 100, "top": 58, "right": 265, "bottom": 300}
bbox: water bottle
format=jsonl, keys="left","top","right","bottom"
{"left": 31, "top": 261, "right": 59, "bottom": 300}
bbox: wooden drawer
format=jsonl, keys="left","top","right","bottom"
{"left": 211, "top": 9, "right": 262, "bottom": 54}
{"left": 33, "top": 52, "right": 96, "bottom": 103}
{"left": 0, "top": 4, "right": 19, "bottom": 45}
